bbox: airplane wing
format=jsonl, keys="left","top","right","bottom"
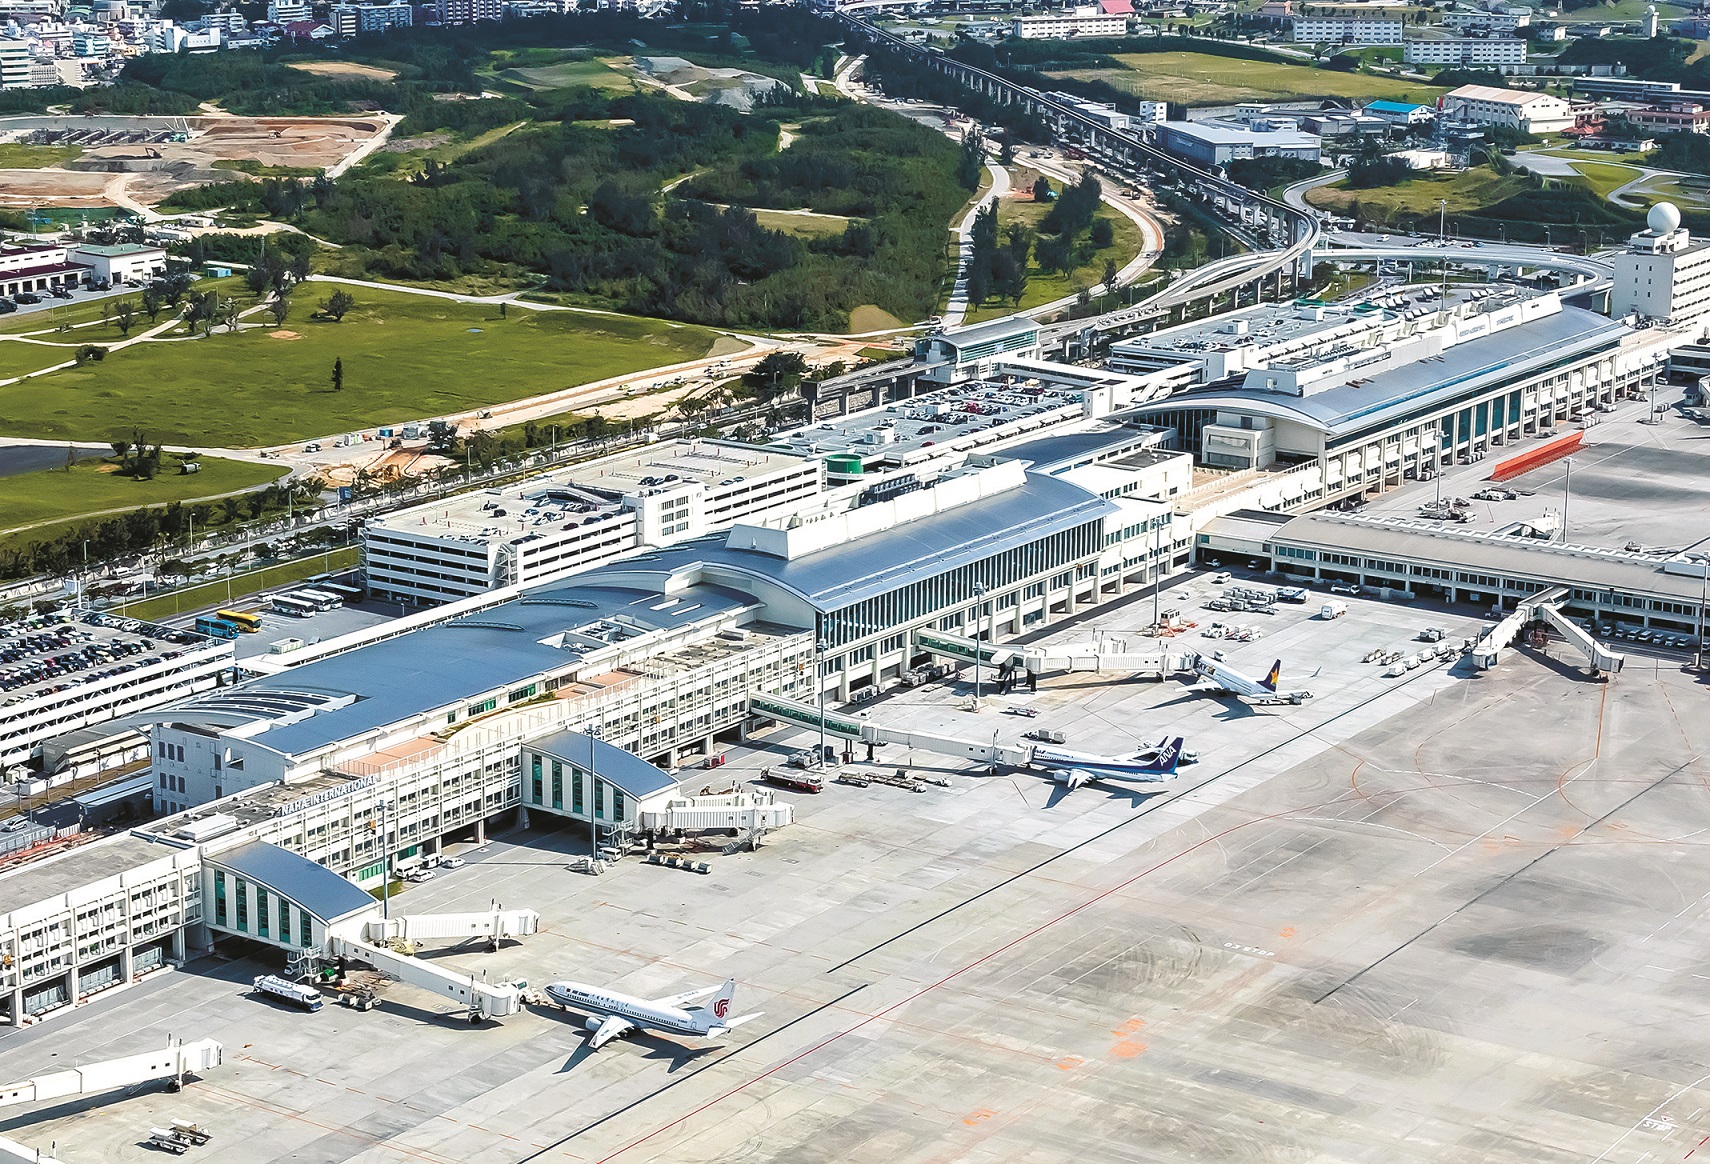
{"left": 1054, "top": 769, "right": 1093, "bottom": 790}
{"left": 589, "top": 1014, "right": 635, "bottom": 1050}
{"left": 653, "top": 984, "right": 719, "bottom": 1009}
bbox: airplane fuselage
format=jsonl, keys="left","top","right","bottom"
{"left": 544, "top": 982, "right": 703, "bottom": 1036}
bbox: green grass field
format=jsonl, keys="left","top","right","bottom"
{"left": 0, "top": 288, "right": 720, "bottom": 447}
{"left": 749, "top": 207, "right": 853, "bottom": 238}
{"left": 1305, "top": 167, "right": 1528, "bottom": 217}
{"left": 1048, "top": 52, "right": 1442, "bottom": 107}
{"left": 963, "top": 201, "right": 1142, "bottom": 325}
{"left": 118, "top": 546, "right": 358, "bottom": 622}
{"left": 0, "top": 143, "right": 81, "bottom": 169}
{"left": 490, "top": 51, "right": 635, "bottom": 93}
{"left": 0, "top": 455, "right": 285, "bottom": 542}
{"left": 0, "top": 341, "right": 75, "bottom": 381}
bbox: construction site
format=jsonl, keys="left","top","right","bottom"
{"left": 0, "top": 115, "right": 389, "bottom": 211}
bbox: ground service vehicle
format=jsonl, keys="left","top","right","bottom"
{"left": 253, "top": 974, "right": 323, "bottom": 1012}
{"left": 764, "top": 768, "right": 825, "bottom": 793}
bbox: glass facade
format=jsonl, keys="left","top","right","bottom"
{"left": 817, "top": 521, "right": 1103, "bottom": 649}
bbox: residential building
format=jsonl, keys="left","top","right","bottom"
{"left": 1628, "top": 102, "right": 1710, "bottom": 135}
{"left": 1403, "top": 34, "right": 1526, "bottom": 66}
{"left": 328, "top": 0, "right": 412, "bottom": 34}
{"left": 1293, "top": 15, "right": 1404, "bottom": 43}
{"left": 1439, "top": 83, "right": 1573, "bottom": 132}
{"left": 1443, "top": 6, "right": 1529, "bottom": 32}
{"left": 265, "top": 0, "right": 311, "bottom": 20}
{"left": 1009, "top": 8, "right": 1129, "bottom": 37}
{"left": 0, "top": 38, "right": 29, "bottom": 88}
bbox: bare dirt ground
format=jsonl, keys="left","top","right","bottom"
{"left": 286, "top": 60, "right": 398, "bottom": 82}
{"left": 0, "top": 116, "right": 387, "bottom": 210}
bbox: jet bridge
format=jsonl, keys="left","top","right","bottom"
{"left": 1472, "top": 586, "right": 1625, "bottom": 675}
{"left": 324, "top": 927, "right": 524, "bottom": 1023}
{"left": 363, "top": 908, "right": 540, "bottom": 948}
{"left": 911, "top": 629, "right": 1194, "bottom": 685}
{"left": 747, "top": 692, "right": 1144, "bottom": 773}
{"left": 0, "top": 1038, "right": 222, "bottom": 1109}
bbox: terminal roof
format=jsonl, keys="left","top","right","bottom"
{"left": 1150, "top": 305, "right": 1626, "bottom": 440}
{"left": 997, "top": 424, "right": 1166, "bottom": 474}
{"left": 528, "top": 730, "right": 677, "bottom": 799}
{"left": 617, "top": 472, "right": 1115, "bottom": 612}
{"left": 209, "top": 841, "right": 376, "bottom": 923}
{"left": 164, "top": 583, "right": 758, "bottom": 758}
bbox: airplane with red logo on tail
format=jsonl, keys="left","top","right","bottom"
{"left": 542, "top": 977, "right": 761, "bottom": 1050}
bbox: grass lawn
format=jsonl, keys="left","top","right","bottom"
{"left": 1049, "top": 52, "right": 1442, "bottom": 107}
{"left": 962, "top": 201, "right": 1141, "bottom": 325}
{"left": 1563, "top": 160, "right": 1644, "bottom": 200}
{"left": 848, "top": 305, "right": 907, "bottom": 332}
{"left": 1637, "top": 175, "right": 1710, "bottom": 212}
{"left": 1304, "top": 167, "right": 1528, "bottom": 217}
{"left": 490, "top": 51, "right": 635, "bottom": 93}
{"left": 380, "top": 121, "right": 529, "bottom": 177}
{"left": 0, "top": 455, "right": 285, "bottom": 543}
{"left": 0, "top": 341, "right": 75, "bottom": 381}
{"left": 0, "top": 287, "right": 721, "bottom": 447}
{"left": 0, "top": 143, "right": 81, "bottom": 168}
{"left": 118, "top": 546, "right": 358, "bottom": 623}
{"left": 749, "top": 207, "right": 853, "bottom": 238}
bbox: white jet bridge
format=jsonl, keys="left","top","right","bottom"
{"left": 910, "top": 628, "right": 1196, "bottom": 686}
{"left": 1472, "top": 586, "right": 1625, "bottom": 675}
{"left": 363, "top": 907, "right": 540, "bottom": 949}
{"left": 748, "top": 692, "right": 1146, "bottom": 773}
{"left": 323, "top": 921, "right": 526, "bottom": 1023}
{"left": 0, "top": 1038, "right": 223, "bottom": 1164}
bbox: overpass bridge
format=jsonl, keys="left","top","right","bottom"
{"left": 835, "top": 14, "right": 1320, "bottom": 313}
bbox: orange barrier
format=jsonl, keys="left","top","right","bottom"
{"left": 1489, "top": 431, "right": 1583, "bottom": 483}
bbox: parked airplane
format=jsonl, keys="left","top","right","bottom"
{"left": 1190, "top": 656, "right": 1312, "bottom": 704}
{"left": 1030, "top": 737, "right": 1187, "bottom": 791}
{"left": 1135, "top": 736, "right": 1199, "bottom": 765}
{"left": 542, "top": 977, "right": 762, "bottom": 1050}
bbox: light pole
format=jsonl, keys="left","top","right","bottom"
{"left": 379, "top": 798, "right": 391, "bottom": 921}
{"left": 1437, "top": 198, "right": 1447, "bottom": 245}
{"left": 587, "top": 726, "right": 600, "bottom": 862}
{"left": 1561, "top": 458, "right": 1572, "bottom": 544}
{"left": 1152, "top": 517, "right": 1162, "bottom": 632}
{"left": 815, "top": 638, "right": 828, "bottom": 766}
{"left": 972, "top": 583, "right": 986, "bottom": 706}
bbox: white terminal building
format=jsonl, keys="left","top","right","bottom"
{"left": 361, "top": 439, "right": 824, "bottom": 604}
{"left": 13, "top": 238, "right": 1710, "bottom": 1026}
{"left": 1610, "top": 203, "right": 1710, "bottom": 326}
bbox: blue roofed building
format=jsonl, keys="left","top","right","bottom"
{"left": 1363, "top": 99, "right": 1435, "bottom": 126}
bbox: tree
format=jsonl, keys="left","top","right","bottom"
{"left": 267, "top": 293, "right": 290, "bottom": 328}
{"left": 319, "top": 289, "right": 356, "bottom": 322}
{"left": 1090, "top": 217, "right": 1115, "bottom": 249}
{"left": 331, "top": 356, "right": 344, "bottom": 392}
{"left": 1101, "top": 257, "right": 1120, "bottom": 295}
{"left": 113, "top": 299, "right": 136, "bottom": 337}
{"left": 745, "top": 351, "right": 808, "bottom": 400}
{"left": 141, "top": 284, "right": 165, "bottom": 324}
{"left": 956, "top": 129, "right": 985, "bottom": 191}
{"left": 1032, "top": 176, "right": 1054, "bottom": 203}
{"left": 997, "top": 133, "right": 1015, "bottom": 166}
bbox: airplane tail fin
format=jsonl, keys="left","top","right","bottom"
{"left": 699, "top": 978, "right": 737, "bottom": 1032}
{"left": 1139, "top": 737, "right": 1184, "bottom": 775}
{"left": 1262, "top": 660, "right": 1282, "bottom": 692}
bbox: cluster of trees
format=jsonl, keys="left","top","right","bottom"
{"left": 108, "top": 435, "right": 172, "bottom": 480}
{"left": 965, "top": 202, "right": 1030, "bottom": 308}
{"left": 0, "top": 479, "right": 320, "bottom": 582}
{"left": 1346, "top": 155, "right": 1414, "bottom": 189}
{"left": 1226, "top": 156, "right": 1322, "bottom": 193}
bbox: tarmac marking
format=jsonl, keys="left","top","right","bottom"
{"left": 962, "top": 1108, "right": 998, "bottom": 1126}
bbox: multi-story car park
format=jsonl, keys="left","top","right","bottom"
{"left": 361, "top": 439, "right": 823, "bottom": 605}
{"left": 0, "top": 610, "right": 231, "bottom": 771}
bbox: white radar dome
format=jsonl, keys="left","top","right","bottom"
{"left": 1649, "top": 202, "right": 1682, "bottom": 235}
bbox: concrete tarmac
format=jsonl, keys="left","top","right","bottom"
{"left": 3, "top": 586, "right": 1708, "bottom": 1163}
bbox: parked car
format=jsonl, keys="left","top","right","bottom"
{"left": 13, "top": 292, "right": 41, "bottom": 305}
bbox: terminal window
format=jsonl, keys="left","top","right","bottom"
{"left": 235, "top": 879, "right": 249, "bottom": 933}
{"left": 213, "top": 871, "right": 227, "bottom": 928}
{"left": 551, "top": 761, "right": 563, "bottom": 810}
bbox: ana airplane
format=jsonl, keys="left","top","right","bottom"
{"left": 1135, "top": 736, "right": 1199, "bottom": 765}
{"left": 543, "top": 977, "right": 762, "bottom": 1050}
{"left": 1191, "top": 656, "right": 1312, "bottom": 704}
{"left": 1030, "top": 737, "right": 1187, "bottom": 791}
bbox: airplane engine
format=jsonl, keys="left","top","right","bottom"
{"left": 584, "top": 1016, "right": 604, "bottom": 1033}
